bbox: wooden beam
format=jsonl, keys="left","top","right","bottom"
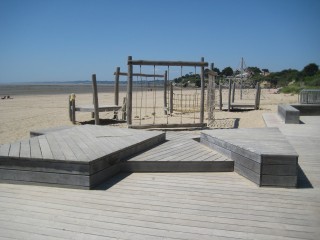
{"left": 129, "top": 123, "right": 207, "bottom": 129}
{"left": 128, "top": 59, "right": 209, "bottom": 67}
{"left": 114, "top": 72, "right": 164, "bottom": 77}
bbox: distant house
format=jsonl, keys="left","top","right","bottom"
{"left": 261, "top": 69, "right": 270, "bottom": 76}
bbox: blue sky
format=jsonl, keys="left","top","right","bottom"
{"left": 0, "top": 0, "right": 319, "bottom": 83}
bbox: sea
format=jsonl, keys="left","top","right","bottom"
{"left": 0, "top": 83, "right": 127, "bottom": 96}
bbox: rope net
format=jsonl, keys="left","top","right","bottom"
{"left": 131, "top": 65, "right": 206, "bottom": 126}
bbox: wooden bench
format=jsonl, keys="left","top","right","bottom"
{"left": 278, "top": 104, "right": 300, "bottom": 124}
{"left": 201, "top": 128, "right": 299, "bottom": 187}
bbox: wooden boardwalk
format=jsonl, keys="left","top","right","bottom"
{"left": 0, "top": 122, "right": 319, "bottom": 239}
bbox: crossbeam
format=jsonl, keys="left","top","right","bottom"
{"left": 128, "top": 59, "right": 208, "bottom": 67}
{"left": 114, "top": 72, "right": 165, "bottom": 77}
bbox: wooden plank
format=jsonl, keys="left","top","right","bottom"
{"left": 0, "top": 144, "right": 11, "bottom": 157}
{"left": 0, "top": 169, "right": 89, "bottom": 187}
{"left": 234, "top": 162, "right": 261, "bottom": 186}
{"left": 51, "top": 132, "right": 77, "bottom": 161}
{"left": 30, "top": 137, "right": 43, "bottom": 159}
{"left": 129, "top": 123, "right": 206, "bottom": 129}
{"left": 8, "top": 142, "right": 20, "bottom": 158}
{"left": 262, "top": 164, "right": 297, "bottom": 176}
{"left": 75, "top": 126, "right": 112, "bottom": 157}
{"left": 66, "top": 128, "right": 99, "bottom": 161}
{"left": 231, "top": 151, "right": 261, "bottom": 174}
{"left": 75, "top": 105, "right": 121, "bottom": 112}
{"left": 261, "top": 175, "right": 297, "bottom": 187}
{"left": 0, "top": 225, "right": 67, "bottom": 240}
{"left": 44, "top": 134, "right": 65, "bottom": 160}
{"left": 19, "top": 140, "right": 31, "bottom": 158}
{"left": 38, "top": 135, "right": 54, "bottom": 160}
{"left": 123, "top": 161, "right": 233, "bottom": 172}
{"left": 59, "top": 133, "right": 89, "bottom": 162}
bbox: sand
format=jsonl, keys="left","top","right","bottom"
{"left": 0, "top": 85, "right": 298, "bottom": 144}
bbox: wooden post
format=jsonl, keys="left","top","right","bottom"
{"left": 122, "top": 97, "right": 127, "bottom": 120}
{"left": 170, "top": 82, "right": 173, "bottom": 114}
{"left": 68, "top": 95, "right": 72, "bottom": 121}
{"left": 219, "top": 84, "right": 222, "bottom": 110}
{"left": 114, "top": 67, "right": 120, "bottom": 106}
{"left": 255, "top": 82, "right": 259, "bottom": 110}
{"left": 113, "top": 67, "right": 120, "bottom": 119}
{"left": 70, "top": 94, "right": 76, "bottom": 124}
{"left": 92, "top": 74, "right": 99, "bottom": 125}
{"left": 232, "top": 82, "right": 236, "bottom": 103}
{"left": 255, "top": 83, "right": 261, "bottom": 110}
{"left": 228, "top": 79, "right": 232, "bottom": 111}
{"left": 127, "top": 56, "right": 133, "bottom": 125}
{"left": 71, "top": 99, "right": 76, "bottom": 124}
{"left": 164, "top": 70, "right": 168, "bottom": 115}
{"left": 207, "top": 63, "right": 214, "bottom": 111}
{"left": 240, "top": 78, "right": 243, "bottom": 100}
{"left": 200, "top": 57, "right": 205, "bottom": 124}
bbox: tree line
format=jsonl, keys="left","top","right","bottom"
{"left": 173, "top": 63, "right": 319, "bottom": 93}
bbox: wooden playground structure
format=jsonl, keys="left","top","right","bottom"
{"left": 227, "top": 78, "right": 261, "bottom": 111}
{"left": 68, "top": 56, "right": 262, "bottom": 128}
{"left": 126, "top": 56, "right": 208, "bottom": 128}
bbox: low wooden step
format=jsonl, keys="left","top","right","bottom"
{"left": 200, "top": 128, "right": 299, "bottom": 187}
{"left": 125, "top": 132, "right": 234, "bottom": 173}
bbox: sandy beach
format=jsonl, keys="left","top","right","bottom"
{"left": 0, "top": 84, "right": 298, "bottom": 144}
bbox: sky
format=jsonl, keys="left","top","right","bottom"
{"left": 0, "top": 0, "right": 319, "bottom": 83}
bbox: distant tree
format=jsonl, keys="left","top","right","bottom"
{"left": 302, "top": 63, "right": 319, "bottom": 76}
{"left": 195, "top": 79, "right": 201, "bottom": 87}
{"left": 213, "top": 67, "right": 221, "bottom": 75}
{"left": 261, "top": 69, "right": 269, "bottom": 73}
{"left": 221, "top": 67, "right": 233, "bottom": 76}
{"left": 247, "top": 66, "right": 261, "bottom": 75}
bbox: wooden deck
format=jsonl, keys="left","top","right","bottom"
{"left": 201, "top": 128, "right": 299, "bottom": 187}
{"left": 0, "top": 122, "right": 319, "bottom": 239}
{"left": 124, "top": 131, "right": 233, "bottom": 172}
{"left": 0, "top": 125, "right": 165, "bottom": 189}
